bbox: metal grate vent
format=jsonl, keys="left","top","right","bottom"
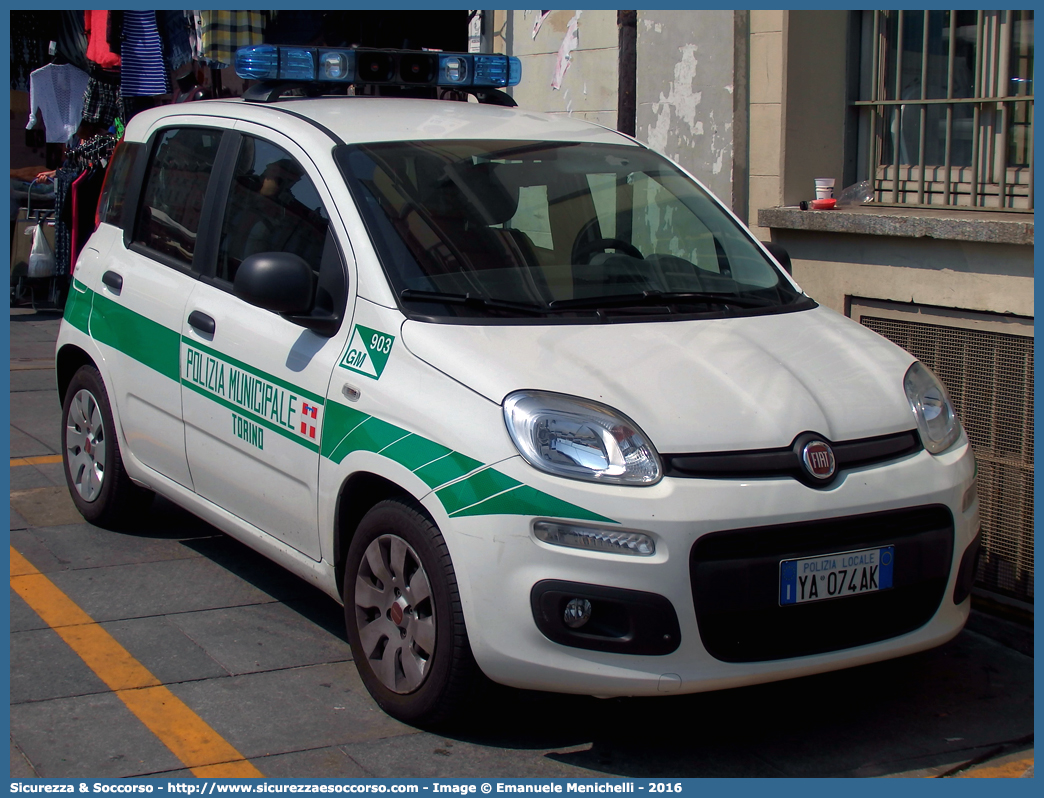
{"left": 860, "top": 315, "right": 1034, "bottom": 602}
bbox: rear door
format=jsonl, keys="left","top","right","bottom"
{"left": 90, "top": 121, "right": 230, "bottom": 488}
{"left": 180, "top": 125, "right": 353, "bottom": 560}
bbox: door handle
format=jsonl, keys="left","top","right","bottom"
{"left": 102, "top": 270, "right": 123, "bottom": 293}
{"left": 187, "top": 310, "right": 216, "bottom": 335}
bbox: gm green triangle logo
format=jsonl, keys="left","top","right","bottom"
{"left": 340, "top": 325, "right": 396, "bottom": 380}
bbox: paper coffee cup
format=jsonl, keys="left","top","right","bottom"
{"left": 815, "top": 178, "right": 835, "bottom": 199}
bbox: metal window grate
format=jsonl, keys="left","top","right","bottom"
{"left": 860, "top": 315, "right": 1033, "bottom": 602}
{"left": 856, "top": 10, "right": 1034, "bottom": 210}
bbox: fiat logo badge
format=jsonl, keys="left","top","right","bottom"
{"left": 802, "top": 440, "right": 836, "bottom": 480}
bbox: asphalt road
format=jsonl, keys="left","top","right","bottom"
{"left": 9, "top": 307, "right": 1034, "bottom": 779}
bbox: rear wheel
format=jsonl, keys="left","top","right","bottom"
{"left": 344, "top": 499, "right": 479, "bottom": 725}
{"left": 62, "top": 365, "right": 152, "bottom": 527}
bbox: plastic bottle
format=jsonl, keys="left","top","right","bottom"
{"left": 835, "top": 180, "right": 875, "bottom": 208}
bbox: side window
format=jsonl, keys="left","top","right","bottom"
{"left": 216, "top": 137, "right": 331, "bottom": 285}
{"left": 97, "top": 141, "right": 143, "bottom": 228}
{"left": 133, "top": 128, "right": 223, "bottom": 268}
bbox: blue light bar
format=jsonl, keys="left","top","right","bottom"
{"left": 280, "top": 47, "right": 317, "bottom": 81}
{"left": 235, "top": 46, "right": 521, "bottom": 89}
{"left": 235, "top": 44, "right": 280, "bottom": 80}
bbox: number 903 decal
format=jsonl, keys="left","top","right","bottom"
{"left": 340, "top": 324, "right": 396, "bottom": 380}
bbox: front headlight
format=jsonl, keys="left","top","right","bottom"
{"left": 503, "top": 391, "right": 662, "bottom": 485}
{"left": 904, "top": 361, "right": 962, "bottom": 454}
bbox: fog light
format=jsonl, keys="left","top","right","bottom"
{"left": 564, "top": 598, "right": 593, "bottom": 629}
{"left": 533, "top": 521, "right": 655, "bottom": 556}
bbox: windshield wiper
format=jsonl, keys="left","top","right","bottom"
{"left": 548, "top": 290, "right": 776, "bottom": 311}
{"left": 399, "top": 289, "right": 547, "bottom": 316}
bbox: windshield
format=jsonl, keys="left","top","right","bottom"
{"left": 334, "top": 139, "right": 812, "bottom": 321}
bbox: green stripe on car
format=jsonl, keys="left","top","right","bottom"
{"left": 72, "top": 281, "right": 617, "bottom": 524}
{"left": 91, "top": 290, "right": 181, "bottom": 381}
{"left": 63, "top": 279, "right": 92, "bottom": 333}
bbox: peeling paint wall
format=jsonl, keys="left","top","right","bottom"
{"left": 494, "top": 10, "right": 619, "bottom": 129}
{"left": 636, "top": 11, "right": 738, "bottom": 208}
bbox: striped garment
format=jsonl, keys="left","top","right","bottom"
{"left": 198, "top": 11, "right": 264, "bottom": 69}
{"left": 121, "top": 11, "right": 169, "bottom": 97}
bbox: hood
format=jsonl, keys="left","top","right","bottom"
{"left": 400, "top": 306, "right": 918, "bottom": 453}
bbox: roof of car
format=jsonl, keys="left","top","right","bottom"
{"left": 125, "top": 96, "right": 639, "bottom": 148}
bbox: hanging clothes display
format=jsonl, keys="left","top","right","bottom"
{"left": 197, "top": 11, "right": 264, "bottom": 68}
{"left": 52, "top": 164, "right": 76, "bottom": 278}
{"left": 70, "top": 166, "right": 106, "bottom": 270}
{"left": 121, "top": 11, "right": 169, "bottom": 97}
{"left": 54, "top": 10, "right": 90, "bottom": 73}
{"left": 26, "top": 62, "right": 90, "bottom": 144}
{"left": 10, "top": 11, "right": 50, "bottom": 92}
{"left": 160, "top": 11, "right": 193, "bottom": 74}
{"left": 85, "top": 10, "right": 121, "bottom": 69}
{"left": 82, "top": 68, "right": 121, "bottom": 129}
{"left": 51, "top": 134, "right": 117, "bottom": 277}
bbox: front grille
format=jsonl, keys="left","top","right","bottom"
{"left": 861, "top": 315, "right": 1034, "bottom": 603}
{"left": 663, "top": 429, "right": 921, "bottom": 486}
{"left": 690, "top": 506, "right": 954, "bottom": 662}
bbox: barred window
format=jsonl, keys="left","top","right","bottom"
{"left": 855, "top": 10, "right": 1033, "bottom": 209}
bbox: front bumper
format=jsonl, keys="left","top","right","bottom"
{"left": 426, "top": 438, "right": 978, "bottom": 697}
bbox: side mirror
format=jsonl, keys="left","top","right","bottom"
{"left": 233, "top": 252, "right": 342, "bottom": 336}
{"left": 762, "top": 241, "right": 792, "bottom": 276}
{"left": 233, "top": 252, "right": 314, "bottom": 314}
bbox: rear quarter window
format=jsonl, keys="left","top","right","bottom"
{"left": 133, "top": 127, "right": 223, "bottom": 267}
{"left": 97, "top": 141, "right": 144, "bottom": 228}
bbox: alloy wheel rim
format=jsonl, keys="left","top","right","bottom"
{"left": 354, "top": 533, "right": 436, "bottom": 694}
{"left": 66, "top": 389, "right": 106, "bottom": 502}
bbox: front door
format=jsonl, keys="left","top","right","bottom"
{"left": 180, "top": 128, "right": 352, "bottom": 560}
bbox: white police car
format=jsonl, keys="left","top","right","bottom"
{"left": 56, "top": 46, "right": 980, "bottom": 724}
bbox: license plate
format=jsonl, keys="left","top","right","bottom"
{"left": 779, "top": 546, "right": 894, "bottom": 605}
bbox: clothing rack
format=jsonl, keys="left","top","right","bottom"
{"left": 65, "top": 132, "right": 118, "bottom": 169}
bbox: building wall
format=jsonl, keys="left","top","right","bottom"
{"left": 773, "top": 232, "right": 1034, "bottom": 318}
{"left": 780, "top": 12, "right": 848, "bottom": 208}
{"left": 748, "top": 10, "right": 785, "bottom": 237}
{"left": 635, "top": 10, "right": 742, "bottom": 210}
{"left": 492, "top": 10, "right": 746, "bottom": 213}
{"left": 492, "top": 10, "right": 619, "bottom": 129}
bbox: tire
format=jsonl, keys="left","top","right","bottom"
{"left": 62, "top": 365, "right": 153, "bottom": 528}
{"left": 344, "top": 499, "right": 480, "bottom": 726}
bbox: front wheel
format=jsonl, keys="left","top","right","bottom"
{"left": 62, "top": 365, "right": 152, "bottom": 528}
{"left": 344, "top": 499, "right": 480, "bottom": 725}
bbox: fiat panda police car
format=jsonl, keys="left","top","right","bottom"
{"left": 56, "top": 46, "right": 981, "bottom": 724}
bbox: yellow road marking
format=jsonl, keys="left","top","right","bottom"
{"left": 957, "top": 757, "right": 1034, "bottom": 778}
{"left": 10, "top": 547, "right": 263, "bottom": 777}
{"left": 11, "top": 455, "right": 64, "bottom": 467}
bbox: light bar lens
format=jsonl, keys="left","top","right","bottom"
{"left": 319, "top": 50, "right": 355, "bottom": 82}
{"left": 439, "top": 55, "right": 469, "bottom": 84}
{"left": 473, "top": 55, "right": 508, "bottom": 86}
{"left": 280, "top": 47, "right": 316, "bottom": 81}
{"left": 236, "top": 44, "right": 280, "bottom": 80}
{"left": 236, "top": 46, "right": 521, "bottom": 88}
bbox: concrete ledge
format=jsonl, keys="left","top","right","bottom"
{"left": 758, "top": 205, "right": 1034, "bottom": 246}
